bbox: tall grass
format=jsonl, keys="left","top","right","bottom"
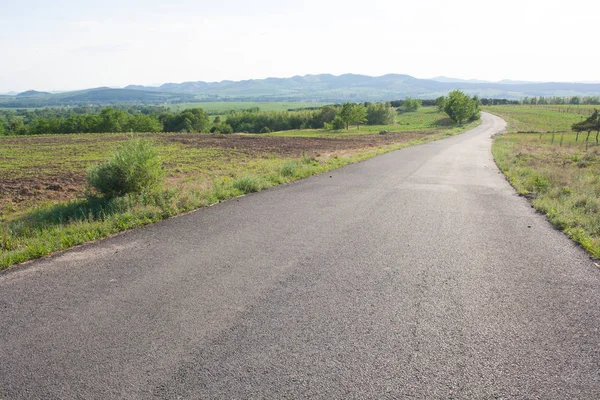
{"left": 493, "top": 133, "right": 600, "bottom": 258}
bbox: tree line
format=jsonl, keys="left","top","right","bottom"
{"left": 0, "top": 102, "right": 403, "bottom": 135}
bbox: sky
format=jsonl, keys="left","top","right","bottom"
{"left": 1, "top": 0, "right": 598, "bottom": 93}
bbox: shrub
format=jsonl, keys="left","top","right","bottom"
{"left": 232, "top": 175, "right": 261, "bottom": 193}
{"left": 87, "top": 138, "right": 165, "bottom": 198}
{"left": 324, "top": 115, "right": 346, "bottom": 130}
{"left": 260, "top": 126, "right": 272, "bottom": 133}
{"left": 443, "top": 90, "right": 479, "bottom": 124}
{"left": 280, "top": 160, "right": 298, "bottom": 177}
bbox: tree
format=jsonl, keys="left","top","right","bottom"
{"left": 8, "top": 117, "right": 28, "bottom": 135}
{"left": 0, "top": 122, "right": 4, "bottom": 136}
{"left": 338, "top": 103, "right": 354, "bottom": 130}
{"left": 315, "top": 105, "right": 337, "bottom": 128}
{"left": 366, "top": 103, "right": 395, "bottom": 125}
{"left": 435, "top": 96, "right": 446, "bottom": 112}
{"left": 443, "top": 90, "right": 479, "bottom": 124}
{"left": 163, "top": 108, "right": 209, "bottom": 132}
{"left": 349, "top": 103, "right": 368, "bottom": 129}
{"left": 403, "top": 97, "right": 421, "bottom": 112}
{"left": 571, "top": 109, "right": 598, "bottom": 147}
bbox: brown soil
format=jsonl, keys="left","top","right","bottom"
{"left": 161, "top": 132, "right": 432, "bottom": 157}
{"left": 0, "top": 131, "right": 435, "bottom": 216}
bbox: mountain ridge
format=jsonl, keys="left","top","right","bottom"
{"left": 2, "top": 74, "right": 600, "bottom": 107}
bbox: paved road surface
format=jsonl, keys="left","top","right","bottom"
{"left": 2, "top": 113, "right": 600, "bottom": 399}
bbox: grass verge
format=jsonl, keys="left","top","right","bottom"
{"left": 490, "top": 106, "right": 600, "bottom": 259}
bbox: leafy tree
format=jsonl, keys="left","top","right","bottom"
{"left": 403, "top": 97, "right": 421, "bottom": 112}
{"left": 315, "top": 105, "right": 337, "bottom": 128}
{"left": 443, "top": 90, "right": 479, "bottom": 124}
{"left": 573, "top": 109, "right": 600, "bottom": 147}
{"left": 435, "top": 96, "right": 446, "bottom": 112}
{"left": 98, "top": 108, "right": 129, "bottom": 132}
{"left": 163, "top": 108, "right": 209, "bottom": 132}
{"left": 324, "top": 116, "right": 345, "bottom": 130}
{"left": 366, "top": 102, "right": 395, "bottom": 125}
{"left": 350, "top": 104, "right": 368, "bottom": 129}
{"left": 0, "top": 122, "right": 4, "bottom": 136}
{"left": 338, "top": 103, "right": 355, "bottom": 130}
{"left": 127, "top": 114, "right": 162, "bottom": 132}
{"left": 8, "top": 117, "right": 28, "bottom": 135}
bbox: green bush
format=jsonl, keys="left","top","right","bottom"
{"left": 324, "top": 115, "right": 346, "bottom": 130}
{"left": 232, "top": 175, "right": 261, "bottom": 193}
{"left": 280, "top": 160, "right": 298, "bottom": 177}
{"left": 87, "top": 138, "right": 165, "bottom": 198}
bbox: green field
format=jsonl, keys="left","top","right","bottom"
{"left": 490, "top": 105, "right": 600, "bottom": 258}
{"left": 0, "top": 107, "right": 479, "bottom": 269}
{"left": 483, "top": 105, "right": 598, "bottom": 133}
{"left": 168, "top": 101, "right": 328, "bottom": 114}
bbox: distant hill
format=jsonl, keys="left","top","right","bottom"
{"left": 2, "top": 74, "right": 600, "bottom": 107}
{"left": 17, "top": 90, "right": 52, "bottom": 97}
{"left": 124, "top": 73, "right": 600, "bottom": 101}
{"left": 431, "top": 76, "right": 492, "bottom": 84}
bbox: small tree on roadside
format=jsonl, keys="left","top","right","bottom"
{"left": 572, "top": 109, "right": 598, "bottom": 148}
{"left": 443, "top": 90, "right": 479, "bottom": 124}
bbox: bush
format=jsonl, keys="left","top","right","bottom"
{"left": 280, "top": 160, "right": 298, "bottom": 177}
{"left": 366, "top": 103, "right": 395, "bottom": 125}
{"left": 403, "top": 97, "right": 421, "bottom": 112}
{"left": 443, "top": 90, "right": 479, "bottom": 124}
{"left": 232, "top": 175, "right": 261, "bottom": 193}
{"left": 211, "top": 123, "right": 233, "bottom": 134}
{"left": 324, "top": 115, "right": 345, "bottom": 130}
{"left": 87, "top": 138, "right": 165, "bottom": 198}
{"left": 260, "top": 126, "right": 272, "bottom": 133}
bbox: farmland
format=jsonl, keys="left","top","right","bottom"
{"left": 483, "top": 105, "right": 597, "bottom": 133}
{"left": 489, "top": 105, "right": 600, "bottom": 258}
{"left": 0, "top": 107, "right": 477, "bottom": 269}
{"left": 168, "top": 101, "right": 327, "bottom": 114}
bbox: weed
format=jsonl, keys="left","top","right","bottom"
{"left": 280, "top": 160, "right": 298, "bottom": 177}
{"left": 232, "top": 175, "right": 262, "bottom": 194}
{"left": 87, "top": 138, "right": 164, "bottom": 198}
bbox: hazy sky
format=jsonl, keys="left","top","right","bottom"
{"left": 1, "top": 0, "right": 598, "bottom": 92}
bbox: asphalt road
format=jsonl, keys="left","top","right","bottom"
{"left": 2, "top": 113, "right": 600, "bottom": 399}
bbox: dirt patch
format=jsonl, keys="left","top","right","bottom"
{"left": 0, "top": 173, "right": 85, "bottom": 215}
{"left": 162, "top": 132, "right": 432, "bottom": 157}
{"left": 0, "top": 130, "right": 436, "bottom": 217}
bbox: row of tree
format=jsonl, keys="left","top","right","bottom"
{"left": 0, "top": 93, "right": 483, "bottom": 136}
{"left": 0, "top": 107, "right": 213, "bottom": 135}
{"left": 224, "top": 103, "right": 400, "bottom": 133}
{"left": 521, "top": 96, "right": 600, "bottom": 105}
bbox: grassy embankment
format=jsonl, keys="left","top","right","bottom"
{"left": 486, "top": 105, "right": 600, "bottom": 258}
{"left": 0, "top": 107, "right": 478, "bottom": 270}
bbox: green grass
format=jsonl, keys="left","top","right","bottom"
{"left": 491, "top": 105, "right": 600, "bottom": 259}
{"left": 0, "top": 110, "right": 480, "bottom": 270}
{"left": 483, "top": 105, "right": 597, "bottom": 133}
{"left": 167, "top": 101, "right": 327, "bottom": 114}
{"left": 267, "top": 107, "right": 458, "bottom": 138}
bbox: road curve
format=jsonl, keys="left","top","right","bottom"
{"left": 2, "top": 113, "right": 600, "bottom": 399}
